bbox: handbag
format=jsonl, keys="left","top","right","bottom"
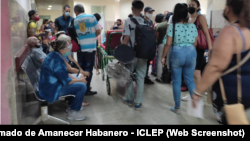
{"left": 161, "top": 65, "right": 171, "bottom": 84}
{"left": 218, "top": 26, "right": 250, "bottom": 125}
{"left": 196, "top": 15, "right": 215, "bottom": 50}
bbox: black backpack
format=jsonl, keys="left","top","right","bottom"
{"left": 129, "top": 17, "right": 157, "bottom": 60}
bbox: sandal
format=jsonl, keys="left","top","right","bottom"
{"left": 170, "top": 106, "right": 181, "bottom": 115}
{"left": 82, "top": 102, "right": 89, "bottom": 106}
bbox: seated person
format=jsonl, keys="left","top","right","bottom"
{"left": 110, "top": 19, "right": 124, "bottom": 30}
{"left": 39, "top": 40, "right": 87, "bottom": 121}
{"left": 55, "top": 31, "right": 65, "bottom": 38}
{"left": 42, "top": 29, "right": 52, "bottom": 54}
{"left": 27, "top": 37, "right": 46, "bottom": 70}
{"left": 57, "top": 35, "right": 90, "bottom": 106}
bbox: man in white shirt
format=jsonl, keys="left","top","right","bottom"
{"left": 122, "top": 0, "right": 147, "bottom": 111}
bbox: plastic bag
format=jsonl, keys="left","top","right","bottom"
{"left": 105, "top": 63, "right": 132, "bottom": 83}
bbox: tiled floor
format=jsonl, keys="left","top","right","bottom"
{"left": 38, "top": 70, "right": 222, "bottom": 125}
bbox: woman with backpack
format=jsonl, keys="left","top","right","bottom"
{"left": 182, "top": 0, "right": 213, "bottom": 101}
{"left": 161, "top": 3, "right": 198, "bottom": 114}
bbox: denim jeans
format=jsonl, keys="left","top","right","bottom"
{"left": 125, "top": 58, "right": 147, "bottom": 105}
{"left": 169, "top": 45, "right": 197, "bottom": 108}
{"left": 77, "top": 51, "right": 95, "bottom": 92}
{"left": 59, "top": 82, "right": 87, "bottom": 111}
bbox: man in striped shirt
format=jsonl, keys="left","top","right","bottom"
{"left": 74, "top": 4, "right": 101, "bottom": 95}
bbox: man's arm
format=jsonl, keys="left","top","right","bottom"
{"left": 122, "top": 19, "right": 131, "bottom": 45}
{"left": 96, "top": 29, "right": 101, "bottom": 37}
{"left": 54, "top": 18, "right": 59, "bottom": 33}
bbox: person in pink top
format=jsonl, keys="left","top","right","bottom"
{"left": 94, "top": 13, "right": 103, "bottom": 75}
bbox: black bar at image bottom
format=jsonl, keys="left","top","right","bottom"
{"left": 0, "top": 126, "right": 248, "bottom": 138}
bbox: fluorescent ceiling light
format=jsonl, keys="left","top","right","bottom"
{"left": 48, "top": 8, "right": 51, "bottom": 10}
{"left": 48, "top": 5, "right": 52, "bottom": 7}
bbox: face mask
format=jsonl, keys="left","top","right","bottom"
{"left": 146, "top": 13, "right": 152, "bottom": 19}
{"left": 49, "top": 36, "right": 52, "bottom": 39}
{"left": 35, "top": 44, "right": 40, "bottom": 48}
{"left": 188, "top": 7, "right": 196, "bottom": 14}
{"left": 63, "top": 51, "right": 71, "bottom": 57}
{"left": 34, "top": 17, "right": 40, "bottom": 21}
{"left": 223, "top": 11, "right": 229, "bottom": 22}
{"left": 197, "top": 11, "right": 201, "bottom": 15}
{"left": 65, "top": 12, "right": 70, "bottom": 17}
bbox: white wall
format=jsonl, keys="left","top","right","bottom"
{"left": 15, "top": 0, "right": 32, "bottom": 11}
{"left": 119, "top": 0, "right": 187, "bottom": 20}
{"left": 74, "top": 0, "right": 116, "bottom": 21}
{"left": 212, "top": 0, "right": 226, "bottom": 10}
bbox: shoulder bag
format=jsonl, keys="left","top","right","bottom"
{"left": 196, "top": 15, "right": 215, "bottom": 50}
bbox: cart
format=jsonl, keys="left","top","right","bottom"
{"left": 97, "top": 30, "right": 136, "bottom": 96}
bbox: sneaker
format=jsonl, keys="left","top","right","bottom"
{"left": 123, "top": 99, "right": 133, "bottom": 106}
{"left": 135, "top": 104, "right": 142, "bottom": 111}
{"left": 181, "top": 95, "right": 190, "bottom": 101}
{"left": 67, "top": 111, "right": 86, "bottom": 121}
{"left": 66, "top": 106, "right": 84, "bottom": 113}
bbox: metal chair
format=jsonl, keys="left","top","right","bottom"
{"left": 21, "top": 55, "right": 75, "bottom": 125}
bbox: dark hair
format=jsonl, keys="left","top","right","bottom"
{"left": 64, "top": 5, "right": 70, "bottom": 10}
{"left": 191, "top": 0, "right": 201, "bottom": 12}
{"left": 117, "top": 19, "right": 122, "bottom": 22}
{"left": 74, "top": 4, "right": 85, "bottom": 13}
{"left": 94, "top": 13, "right": 101, "bottom": 21}
{"left": 155, "top": 14, "right": 164, "bottom": 23}
{"left": 52, "top": 32, "right": 55, "bottom": 35}
{"left": 132, "top": 0, "right": 144, "bottom": 10}
{"left": 227, "top": 0, "right": 250, "bottom": 27}
{"left": 165, "top": 12, "right": 173, "bottom": 21}
{"left": 53, "top": 40, "right": 67, "bottom": 52}
{"left": 43, "top": 19, "right": 49, "bottom": 24}
{"left": 28, "top": 10, "right": 37, "bottom": 20}
{"left": 172, "top": 3, "right": 188, "bottom": 24}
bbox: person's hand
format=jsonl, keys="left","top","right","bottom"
{"left": 161, "top": 58, "right": 166, "bottom": 66}
{"left": 192, "top": 94, "right": 202, "bottom": 108}
{"left": 82, "top": 71, "right": 90, "bottom": 77}
{"left": 80, "top": 77, "right": 87, "bottom": 84}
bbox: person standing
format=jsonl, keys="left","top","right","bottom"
{"left": 122, "top": 0, "right": 149, "bottom": 111}
{"left": 155, "top": 13, "right": 169, "bottom": 82}
{"left": 192, "top": 0, "right": 250, "bottom": 125}
{"left": 74, "top": 4, "right": 101, "bottom": 96}
{"left": 27, "top": 10, "right": 44, "bottom": 40}
{"left": 40, "top": 19, "right": 52, "bottom": 32}
{"left": 55, "top": 5, "right": 74, "bottom": 33}
{"left": 144, "top": 6, "right": 155, "bottom": 84}
{"left": 161, "top": 3, "right": 198, "bottom": 114}
{"left": 182, "top": 0, "right": 213, "bottom": 101}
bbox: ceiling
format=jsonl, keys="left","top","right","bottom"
{"left": 35, "top": 0, "right": 66, "bottom": 10}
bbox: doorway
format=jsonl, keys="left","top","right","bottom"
{"left": 91, "top": 6, "right": 106, "bottom": 42}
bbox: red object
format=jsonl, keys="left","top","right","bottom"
{"left": 181, "top": 86, "right": 187, "bottom": 91}
{"left": 35, "top": 17, "right": 40, "bottom": 21}
{"left": 71, "top": 40, "right": 80, "bottom": 52}
{"left": 101, "top": 30, "right": 123, "bottom": 51}
{"left": 15, "top": 45, "right": 30, "bottom": 73}
{"left": 50, "top": 37, "right": 55, "bottom": 41}
{"left": 196, "top": 15, "right": 215, "bottom": 50}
